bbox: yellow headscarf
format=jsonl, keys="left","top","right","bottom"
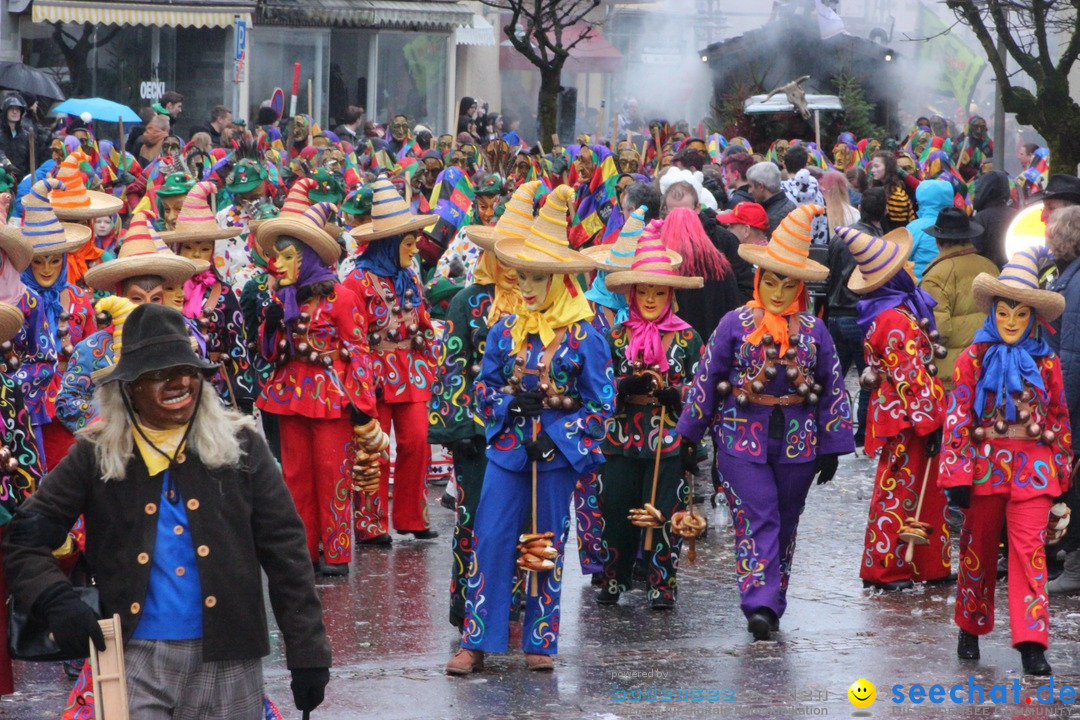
{"left": 510, "top": 272, "right": 594, "bottom": 353}
{"left": 473, "top": 250, "right": 524, "bottom": 325}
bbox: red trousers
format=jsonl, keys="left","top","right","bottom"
{"left": 956, "top": 493, "right": 1051, "bottom": 648}
{"left": 279, "top": 413, "right": 353, "bottom": 565}
{"left": 42, "top": 421, "right": 76, "bottom": 472}
{"left": 860, "top": 428, "right": 951, "bottom": 584}
{"left": 354, "top": 401, "right": 431, "bottom": 538}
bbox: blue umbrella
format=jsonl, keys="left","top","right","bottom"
{"left": 51, "top": 97, "right": 140, "bottom": 123}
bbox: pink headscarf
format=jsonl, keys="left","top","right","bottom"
{"left": 624, "top": 289, "right": 689, "bottom": 372}
{"left": 182, "top": 269, "right": 216, "bottom": 319}
{"left": 0, "top": 250, "right": 26, "bottom": 305}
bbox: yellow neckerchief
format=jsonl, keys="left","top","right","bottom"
{"left": 133, "top": 422, "right": 188, "bottom": 477}
{"left": 474, "top": 250, "right": 524, "bottom": 325}
{"left": 745, "top": 269, "right": 806, "bottom": 358}
{"left": 510, "top": 272, "right": 594, "bottom": 354}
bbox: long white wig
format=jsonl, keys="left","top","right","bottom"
{"left": 82, "top": 378, "right": 258, "bottom": 481}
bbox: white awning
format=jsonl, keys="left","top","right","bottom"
{"left": 33, "top": 0, "right": 253, "bottom": 28}
{"left": 455, "top": 13, "right": 495, "bottom": 46}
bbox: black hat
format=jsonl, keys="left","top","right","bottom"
{"left": 100, "top": 304, "right": 217, "bottom": 385}
{"left": 256, "top": 106, "right": 280, "bottom": 126}
{"left": 1041, "top": 174, "right": 1080, "bottom": 205}
{"left": 925, "top": 207, "right": 984, "bottom": 241}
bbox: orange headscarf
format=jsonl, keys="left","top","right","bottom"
{"left": 745, "top": 269, "right": 806, "bottom": 357}
{"left": 67, "top": 241, "right": 105, "bottom": 286}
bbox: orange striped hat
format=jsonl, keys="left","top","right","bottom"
{"left": 465, "top": 180, "right": 542, "bottom": 250}
{"left": 160, "top": 181, "right": 241, "bottom": 244}
{"left": 492, "top": 184, "right": 595, "bottom": 273}
{"left": 50, "top": 149, "right": 123, "bottom": 221}
{"left": 83, "top": 210, "right": 197, "bottom": 290}
{"left": 738, "top": 204, "right": 828, "bottom": 282}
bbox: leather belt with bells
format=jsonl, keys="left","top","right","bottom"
{"left": 368, "top": 280, "right": 427, "bottom": 354}
{"left": 972, "top": 386, "right": 1056, "bottom": 444}
{"left": 727, "top": 314, "right": 821, "bottom": 408}
{"left": 501, "top": 327, "right": 581, "bottom": 411}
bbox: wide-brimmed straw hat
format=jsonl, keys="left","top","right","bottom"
{"left": 50, "top": 149, "right": 123, "bottom": 221}
{"left": 99, "top": 303, "right": 217, "bottom": 385}
{"left": 465, "top": 180, "right": 542, "bottom": 250}
{"left": 83, "top": 211, "right": 198, "bottom": 290}
{"left": 15, "top": 178, "right": 91, "bottom": 261}
{"left": 350, "top": 174, "right": 437, "bottom": 243}
{"left": 972, "top": 246, "right": 1064, "bottom": 321}
{"left": 583, "top": 206, "right": 681, "bottom": 272}
{"left": 837, "top": 225, "right": 914, "bottom": 294}
{"left": 0, "top": 302, "right": 22, "bottom": 343}
{"left": 738, "top": 204, "right": 829, "bottom": 282}
{"left": 255, "top": 199, "right": 342, "bottom": 267}
{"left": 605, "top": 221, "right": 702, "bottom": 290}
{"left": 160, "top": 181, "right": 241, "bottom": 244}
{"left": 492, "top": 185, "right": 595, "bottom": 273}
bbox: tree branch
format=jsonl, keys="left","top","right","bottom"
{"left": 92, "top": 26, "right": 121, "bottom": 49}
{"left": 947, "top": 0, "right": 1022, "bottom": 106}
{"left": 1031, "top": 0, "right": 1055, "bottom": 75}
{"left": 985, "top": 0, "right": 1044, "bottom": 82}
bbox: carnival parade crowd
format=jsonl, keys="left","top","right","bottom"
{"left": 0, "top": 89, "right": 1076, "bottom": 716}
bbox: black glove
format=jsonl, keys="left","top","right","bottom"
{"left": 507, "top": 391, "right": 544, "bottom": 419}
{"left": 946, "top": 486, "right": 972, "bottom": 509}
{"left": 350, "top": 407, "right": 373, "bottom": 426}
{"left": 263, "top": 302, "right": 285, "bottom": 329}
{"left": 290, "top": 667, "right": 330, "bottom": 713}
{"left": 654, "top": 387, "right": 682, "bottom": 414}
{"left": 525, "top": 434, "right": 557, "bottom": 463}
{"left": 452, "top": 436, "right": 484, "bottom": 459}
{"left": 815, "top": 453, "right": 840, "bottom": 485}
{"left": 925, "top": 427, "right": 943, "bottom": 457}
{"left": 617, "top": 374, "right": 653, "bottom": 397}
{"left": 680, "top": 441, "right": 700, "bottom": 476}
{"left": 33, "top": 582, "right": 105, "bottom": 659}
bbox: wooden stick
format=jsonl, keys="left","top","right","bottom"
{"left": 644, "top": 405, "right": 667, "bottom": 551}
{"left": 611, "top": 110, "right": 619, "bottom": 149}
{"left": 685, "top": 453, "right": 697, "bottom": 564}
{"left": 90, "top": 614, "right": 130, "bottom": 720}
{"left": 307, "top": 79, "right": 314, "bottom": 146}
{"left": 596, "top": 101, "right": 604, "bottom": 144}
{"left": 27, "top": 125, "right": 35, "bottom": 180}
{"left": 903, "top": 458, "right": 934, "bottom": 563}
{"left": 530, "top": 417, "right": 540, "bottom": 597}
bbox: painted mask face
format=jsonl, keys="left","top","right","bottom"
{"left": 129, "top": 367, "right": 201, "bottom": 429}
{"left": 658, "top": 153, "right": 674, "bottom": 171}
{"left": 995, "top": 299, "right": 1032, "bottom": 345}
{"left": 423, "top": 157, "right": 443, "bottom": 180}
{"left": 438, "top": 135, "right": 454, "bottom": 153}
{"left": 517, "top": 270, "right": 552, "bottom": 311}
{"left": 635, "top": 284, "right": 670, "bottom": 322}
{"left": 833, "top": 144, "right": 851, "bottom": 170}
{"left": 972, "top": 120, "right": 988, "bottom": 140}
{"left": 391, "top": 116, "right": 410, "bottom": 142}
{"left": 685, "top": 139, "right": 707, "bottom": 153}
{"left": 161, "top": 138, "right": 182, "bottom": 157}
{"left": 31, "top": 254, "right": 64, "bottom": 288}
{"left": 475, "top": 195, "right": 497, "bottom": 225}
{"left": 758, "top": 271, "right": 801, "bottom": 314}
{"left": 161, "top": 283, "right": 185, "bottom": 311}
{"left": 74, "top": 130, "right": 92, "bottom": 152}
{"left": 312, "top": 135, "right": 331, "bottom": 148}
{"left": 398, "top": 233, "right": 419, "bottom": 268}
{"left": 450, "top": 150, "right": 467, "bottom": 169}
{"left": 496, "top": 259, "right": 518, "bottom": 290}
{"left": 161, "top": 194, "right": 186, "bottom": 230}
{"left": 773, "top": 140, "right": 790, "bottom": 159}
{"left": 123, "top": 282, "right": 165, "bottom": 305}
{"left": 575, "top": 152, "right": 595, "bottom": 180}
{"left": 275, "top": 244, "right": 301, "bottom": 286}
{"left": 869, "top": 156, "right": 886, "bottom": 182}
{"left": 514, "top": 155, "right": 531, "bottom": 179}
{"left": 291, "top": 117, "right": 308, "bottom": 141}
{"left": 619, "top": 150, "right": 640, "bottom": 174}
{"left": 896, "top": 155, "right": 916, "bottom": 175}
{"left": 93, "top": 216, "right": 113, "bottom": 237}
{"left": 178, "top": 240, "right": 215, "bottom": 263}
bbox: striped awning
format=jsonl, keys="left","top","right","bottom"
{"left": 32, "top": 0, "right": 254, "bottom": 28}
{"left": 258, "top": 0, "right": 473, "bottom": 31}
{"left": 455, "top": 13, "right": 495, "bottom": 46}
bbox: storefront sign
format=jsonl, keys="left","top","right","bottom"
{"left": 139, "top": 81, "right": 166, "bottom": 101}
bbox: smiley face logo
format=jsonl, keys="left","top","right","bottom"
{"left": 848, "top": 678, "right": 876, "bottom": 709}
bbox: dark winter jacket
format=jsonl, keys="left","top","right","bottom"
{"left": 724, "top": 186, "right": 754, "bottom": 210}
{"left": 972, "top": 171, "right": 1017, "bottom": 269}
{"left": 699, "top": 210, "right": 754, "bottom": 302}
{"left": 1049, "top": 258, "right": 1080, "bottom": 455}
{"left": 825, "top": 221, "right": 880, "bottom": 317}
{"left": 762, "top": 190, "right": 796, "bottom": 235}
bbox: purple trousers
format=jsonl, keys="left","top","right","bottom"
{"left": 714, "top": 443, "right": 817, "bottom": 619}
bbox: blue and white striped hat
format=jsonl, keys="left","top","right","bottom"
{"left": 972, "top": 245, "right": 1064, "bottom": 321}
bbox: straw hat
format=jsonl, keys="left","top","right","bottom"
{"left": 738, "top": 204, "right": 829, "bottom": 282}
{"left": 493, "top": 185, "right": 595, "bottom": 273}
{"left": 12, "top": 178, "right": 91, "bottom": 262}
{"left": 465, "top": 179, "right": 541, "bottom": 250}
{"left": 349, "top": 174, "right": 437, "bottom": 243}
{"left": 605, "top": 224, "right": 703, "bottom": 290}
{"left": 836, "top": 225, "right": 914, "bottom": 295}
{"left": 84, "top": 211, "right": 198, "bottom": 290}
{"left": 151, "top": 227, "right": 210, "bottom": 274}
{"left": 50, "top": 149, "right": 123, "bottom": 221}
{"left": 972, "top": 246, "right": 1064, "bottom": 321}
{"left": 160, "top": 181, "right": 242, "bottom": 244}
{"left": 0, "top": 302, "right": 23, "bottom": 344}
{"left": 583, "top": 206, "right": 681, "bottom": 272}
{"left": 255, "top": 200, "right": 342, "bottom": 267}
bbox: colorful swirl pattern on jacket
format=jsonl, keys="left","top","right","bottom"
{"left": 428, "top": 283, "right": 493, "bottom": 445}
{"left": 15, "top": 288, "right": 58, "bottom": 428}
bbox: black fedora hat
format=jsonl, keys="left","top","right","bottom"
{"left": 925, "top": 207, "right": 984, "bottom": 241}
{"left": 99, "top": 304, "right": 217, "bottom": 385}
{"left": 1041, "top": 174, "right": 1080, "bottom": 204}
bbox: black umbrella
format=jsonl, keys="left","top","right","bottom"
{"left": 0, "top": 62, "right": 65, "bottom": 102}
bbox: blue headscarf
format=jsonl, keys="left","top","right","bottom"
{"left": 21, "top": 257, "right": 68, "bottom": 332}
{"left": 973, "top": 310, "right": 1051, "bottom": 422}
{"left": 357, "top": 234, "right": 417, "bottom": 299}
{"left": 855, "top": 271, "right": 938, "bottom": 334}
{"left": 584, "top": 271, "right": 629, "bottom": 325}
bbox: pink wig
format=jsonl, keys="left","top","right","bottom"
{"left": 652, "top": 207, "right": 731, "bottom": 281}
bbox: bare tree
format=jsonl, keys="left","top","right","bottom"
{"left": 51, "top": 23, "right": 121, "bottom": 97}
{"left": 946, "top": 0, "right": 1080, "bottom": 174}
{"left": 479, "top": 0, "right": 602, "bottom": 143}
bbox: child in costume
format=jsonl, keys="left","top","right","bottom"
{"left": 942, "top": 246, "right": 1071, "bottom": 676}
{"left": 590, "top": 206, "right": 705, "bottom": 609}
{"left": 215, "top": 158, "right": 270, "bottom": 292}
{"left": 346, "top": 176, "right": 440, "bottom": 544}
{"left": 446, "top": 185, "right": 614, "bottom": 675}
{"left": 675, "top": 205, "right": 854, "bottom": 641}
{"left": 837, "top": 225, "right": 953, "bottom": 591}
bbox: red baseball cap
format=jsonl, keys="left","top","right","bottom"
{"left": 716, "top": 202, "right": 768, "bottom": 230}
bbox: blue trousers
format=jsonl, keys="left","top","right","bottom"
{"left": 460, "top": 462, "right": 578, "bottom": 655}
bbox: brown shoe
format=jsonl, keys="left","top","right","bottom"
{"left": 524, "top": 653, "right": 554, "bottom": 672}
{"left": 445, "top": 648, "right": 484, "bottom": 676}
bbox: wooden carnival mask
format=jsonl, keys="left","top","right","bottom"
{"left": 30, "top": 254, "right": 63, "bottom": 289}
{"left": 994, "top": 299, "right": 1033, "bottom": 346}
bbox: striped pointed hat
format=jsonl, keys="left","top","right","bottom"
{"left": 738, "top": 204, "right": 829, "bottom": 282}
{"left": 83, "top": 210, "right": 198, "bottom": 290}
{"left": 465, "top": 180, "right": 541, "bottom": 250}
{"left": 50, "top": 149, "right": 123, "bottom": 221}
{"left": 11, "top": 178, "right": 91, "bottom": 263}
{"left": 255, "top": 199, "right": 342, "bottom": 267}
{"left": 836, "top": 225, "right": 914, "bottom": 294}
{"left": 349, "top": 174, "right": 437, "bottom": 243}
{"left": 584, "top": 206, "right": 681, "bottom": 272}
{"left": 492, "top": 185, "right": 595, "bottom": 273}
{"left": 606, "top": 217, "right": 702, "bottom": 290}
{"left": 160, "top": 181, "right": 241, "bottom": 244}
{"left": 248, "top": 177, "right": 315, "bottom": 237}
{"left": 972, "top": 245, "right": 1064, "bottom": 321}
